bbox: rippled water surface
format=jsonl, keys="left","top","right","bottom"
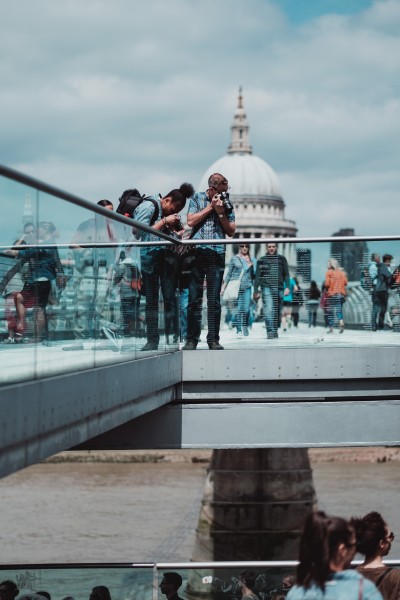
{"left": 0, "top": 459, "right": 398, "bottom": 564}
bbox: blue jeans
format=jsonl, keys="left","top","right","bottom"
{"left": 179, "top": 287, "right": 189, "bottom": 340}
{"left": 234, "top": 287, "right": 251, "bottom": 332}
{"left": 327, "top": 294, "right": 344, "bottom": 328}
{"left": 141, "top": 249, "right": 179, "bottom": 344}
{"left": 186, "top": 248, "right": 225, "bottom": 344}
{"left": 261, "top": 286, "right": 284, "bottom": 335}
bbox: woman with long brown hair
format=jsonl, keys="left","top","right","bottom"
{"left": 287, "top": 511, "right": 382, "bottom": 599}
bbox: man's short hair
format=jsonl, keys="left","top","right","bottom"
{"left": 162, "top": 572, "right": 182, "bottom": 589}
{"left": 382, "top": 254, "right": 393, "bottom": 262}
{"left": 208, "top": 173, "right": 227, "bottom": 188}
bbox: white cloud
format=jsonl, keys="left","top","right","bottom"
{"left": 0, "top": 0, "right": 399, "bottom": 236}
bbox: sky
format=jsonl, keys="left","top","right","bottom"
{"left": 0, "top": 0, "right": 399, "bottom": 237}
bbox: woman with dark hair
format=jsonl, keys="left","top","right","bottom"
{"left": 287, "top": 511, "right": 382, "bottom": 599}
{"left": 351, "top": 511, "right": 400, "bottom": 600}
{"left": 133, "top": 182, "right": 194, "bottom": 351}
{"left": 239, "top": 570, "right": 258, "bottom": 600}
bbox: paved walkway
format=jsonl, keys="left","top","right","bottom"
{"left": 1, "top": 320, "right": 398, "bottom": 386}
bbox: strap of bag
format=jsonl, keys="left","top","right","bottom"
{"left": 358, "top": 576, "right": 363, "bottom": 600}
{"left": 375, "top": 567, "right": 392, "bottom": 589}
{"left": 186, "top": 195, "right": 227, "bottom": 241}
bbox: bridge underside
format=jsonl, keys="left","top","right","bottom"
{"left": 1, "top": 348, "right": 399, "bottom": 478}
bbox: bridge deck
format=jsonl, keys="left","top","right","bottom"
{"left": 1, "top": 321, "right": 399, "bottom": 479}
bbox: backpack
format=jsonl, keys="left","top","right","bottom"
{"left": 117, "top": 188, "right": 159, "bottom": 225}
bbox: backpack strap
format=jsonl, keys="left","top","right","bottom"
{"left": 143, "top": 197, "right": 160, "bottom": 226}
{"left": 375, "top": 567, "right": 392, "bottom": 589}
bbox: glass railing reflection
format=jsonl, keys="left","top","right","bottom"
{"left": 2, "top": 234, "right": 400, "bottom": 385}
{"left": 2, "top": 165, "right": 400, "bottom": 388}
{"left": 0, "top": 565, "right": 153, "bottom": 600}
{"left": 1, "top": 563, "right": 400, "bottom": 600}
{"left": 0, "top": 170, "right": 177, "bottom": 386}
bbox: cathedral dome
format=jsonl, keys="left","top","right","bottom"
{"left": 196, "top": 87, "right": 297, "bottom": 240}
{"left": 198, "top": 152, "right": 282, "bottom": 200}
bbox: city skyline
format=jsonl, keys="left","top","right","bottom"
{"left": 0, "top": 0, "right": 399, "bottom": 237}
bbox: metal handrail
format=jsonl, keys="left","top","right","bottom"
{"left": 2, "top": 164, "right": 400, "bottom": 247}
{"left": 1, "top": 560, "right": 399, "bottom": 568}
{"left": 0, "top": 163, "right": 180, "bottom": 244}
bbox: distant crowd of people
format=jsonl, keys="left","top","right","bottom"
{"left": 1, "top": 171, "right": 400, "bottom": 348}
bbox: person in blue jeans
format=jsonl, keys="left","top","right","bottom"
{"left": 253, "top": 242, "right": 290, "bottom": 339}
{"left": 133, "top": 183, "right": 194, "bottom": 351}
{"left": 287, "top": 511, "right": 383, "bottom": 600}
{"left": 222, "top": 243, "right": 255, "bottom": 337}
{"left": 183, "top": 173, "right": 236, "bottom": 351}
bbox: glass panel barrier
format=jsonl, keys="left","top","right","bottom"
{"left": 199, "top": 237, "right": 400, "bottom": 349}
{"left": 1, "top": 563, "right": 400, "bottom": 600}
{"left": 156, "top": 565, "right": 297, "bottom": 600}
{"left": 0, "top": 565, "right": 153, "bottom": 600}
{"left": 0, "top": 172, "right": 175, "bottom": 386}
{"left": 2, "top": 163, "right": 400, "bottom": 386}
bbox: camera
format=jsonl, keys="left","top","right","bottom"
{"left": 219, "top": 191, "right": 234, "bottom": 215}
{"left": 171, "top": 216, "right": 184, "bottom": 232}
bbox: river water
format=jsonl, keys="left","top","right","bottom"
{"left": 0, "top": 457, "right": 398, "bottom": 564}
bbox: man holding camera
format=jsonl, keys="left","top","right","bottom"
{"left": 183, "top": 173, "right": 236, "bottom": 350}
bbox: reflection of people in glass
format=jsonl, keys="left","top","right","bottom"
{"left": 113, "top": 248, "right": 141, "bottom": 337}
{"left": 239, "top": 571, "right": 259, "bottom": 600}
{"left": 69, "top": 200, "right": 116, "bottom": 339}
{"left": 159, "top": 572, "right": 184, "bottom": 600}
{"left": 14, "top": 221, "right": 65, "bottom": 343}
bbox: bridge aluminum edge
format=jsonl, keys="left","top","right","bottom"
{"left": 182, "top": 347, "right": 400, "bottom": 381}
{"left": 0, "top": 352, "right": 182, "bottom": 479}
{"left": 82, "top": 400, "right": 400, "bottom": 449}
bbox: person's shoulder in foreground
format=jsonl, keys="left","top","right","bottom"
{"left": 287, "top": 569, "right": 383, "bottom": 599}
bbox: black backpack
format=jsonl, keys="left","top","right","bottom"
{"left": 117, "top": 188, "right": 159, "bottom": 225}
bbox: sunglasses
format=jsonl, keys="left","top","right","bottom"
{"left": 239, "top": 245, "right": 249, "bottom": 248}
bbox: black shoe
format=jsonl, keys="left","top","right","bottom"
{"left": 208, "top": 341, "right": 224, "bottom": 350}
{"left": 183, "top": 340, "right": 197, "bottom": 350}
{"left": 141, "top": 342, "right": 158, "bottom": 351}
